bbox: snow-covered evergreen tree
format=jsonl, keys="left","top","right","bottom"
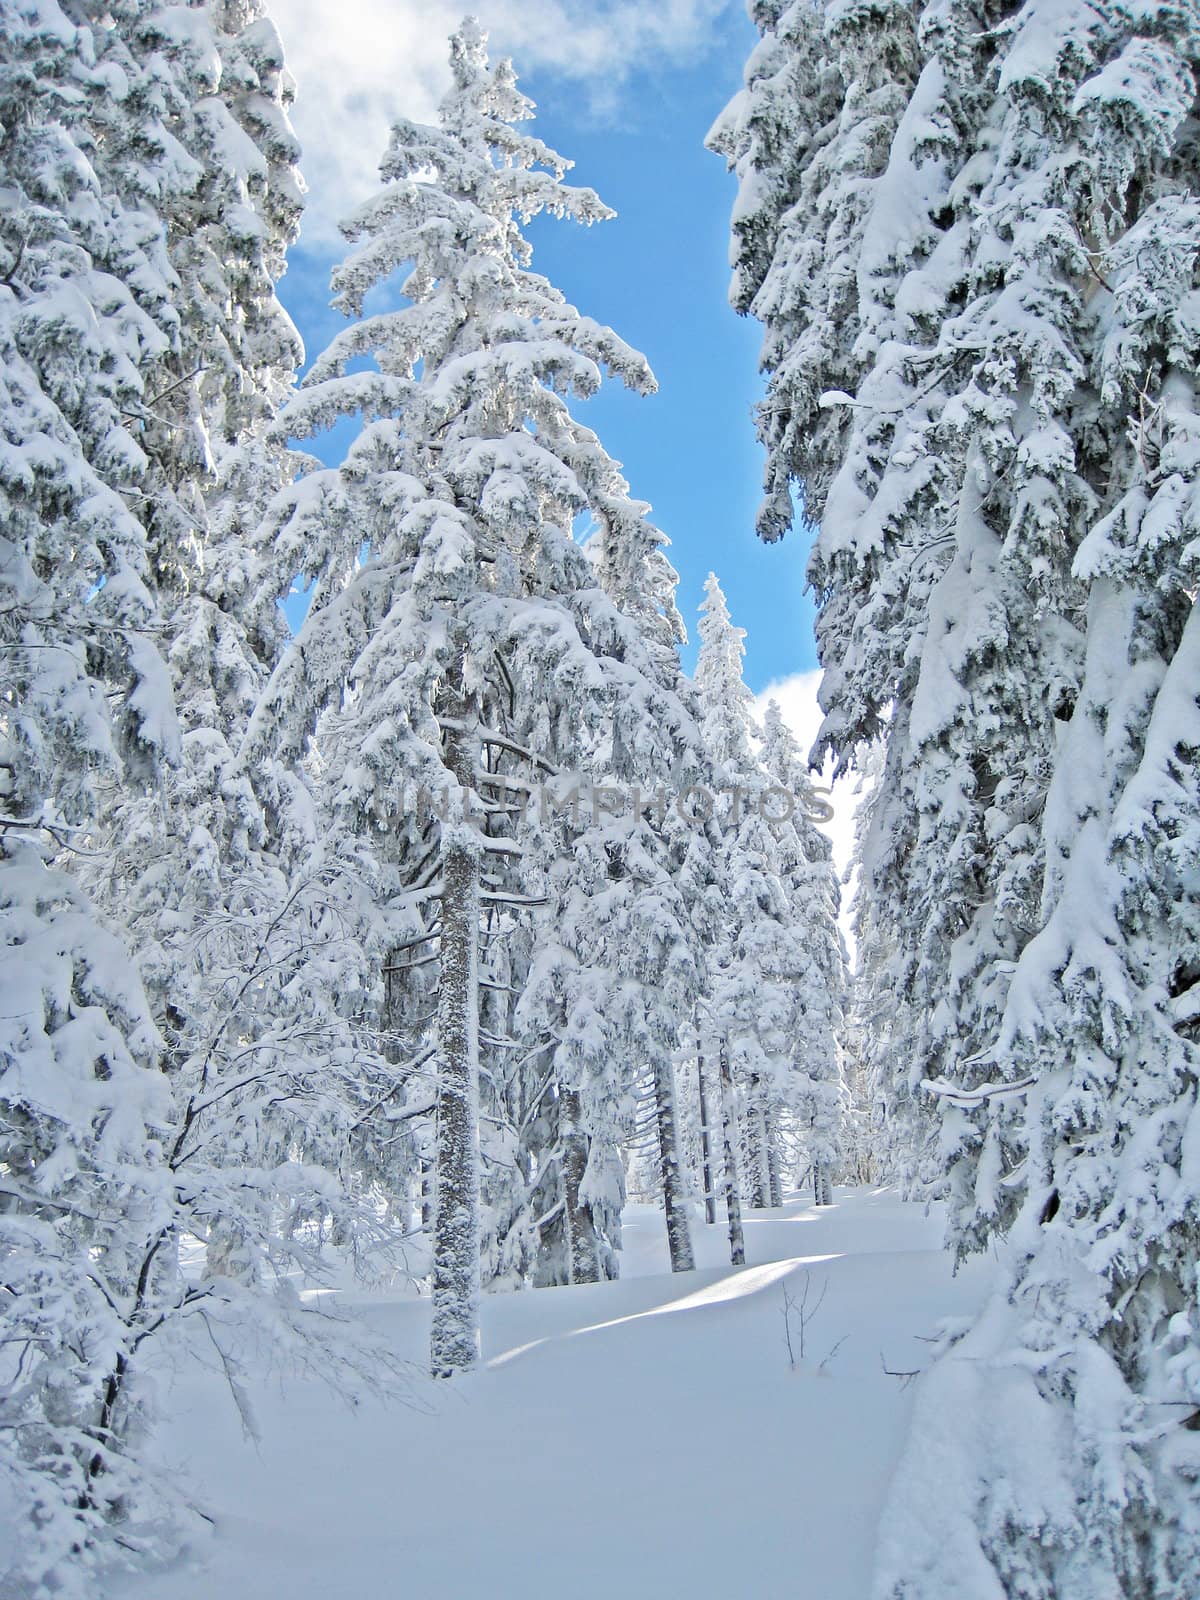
{"left": 708, "top": 0, "right": 940, "bottom": 1198}
{"left": 82, "top": 0, "right": 388, "bottom": 1297}
{"left": 718, "top": 0, "right": 1200, "bottom": 1592}
{"left": 693, "top": 575, "right": 846, "bottom": 1215}
{"left": 1, "top": 6, "right": 186, "bottom": 1586}
{"left": 2, "top": 6, "right": 400, "bottom": 1588}
{"left": 713, "top": 0, "right": 1124, "bottom": 1227}
{"left": 707, "top": 0, "right": 923, "bottom": 545}
{"left": 255, "top": 16, "right": 706, "bottom": 1364}
{"left": 758, "top": 698, "right": 845, "bottom": 1201}
{"left": 695, "top": 574, "right": 776, "bottom": 1208}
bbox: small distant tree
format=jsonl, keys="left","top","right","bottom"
{"left": 693, "top": 575, "right": 846, "bottom": 1217}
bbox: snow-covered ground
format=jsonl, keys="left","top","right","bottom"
{"left": 116, "top": 1190, "right": 991, "bottom": 1600}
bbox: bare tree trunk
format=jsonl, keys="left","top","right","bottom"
{"left": 430, "top": 715, "right": 482, "bottom": 1378}
{"left": 813, "top": 1161, "right": 832, "bottom": 1207}
{"left": 85, "top": 1222, "right": 172, "bottom": 1503}
{"left": 419, "top": 1159, "right": 433, "bottom": 1229}
{"left": 561, "top": 1087, "right": 600, "bottom": 1284}
{"left": 766, "top": 1110, "right": 783, "bottom": 1208}
{"left": 718, "top": 1042, "right": 745, "bottom": 1267}
{"left": 653, "top": 1053, "right": 695, "bottom": 1272}
{"left": 697, "top": 1051, "right": 717, "bottom": 1226}
{"left": 745, "top": 1082, "right": 769, "bottom": 1208}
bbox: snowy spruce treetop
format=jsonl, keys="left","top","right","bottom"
{"left": 251, "top": 14, "right": 679, "bottom": 782}
{"left": 695, "top": 571, "right": 758, "bottom": 772}
{"left": 248, "top": 8, "right": 695, "bottom": 976}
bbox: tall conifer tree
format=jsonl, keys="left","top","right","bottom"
{"left": 716, "top": 0, "right": 1200, "bottom": 1591}
{"left": 258, "top": 17, "right": 706, "bottom": 1365}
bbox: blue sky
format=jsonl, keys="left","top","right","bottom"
{"left": 270, "top": 1, "right": 819, "bottom": 694}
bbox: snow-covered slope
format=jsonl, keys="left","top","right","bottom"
{"left": 114, "top": 1190, "right": 989, "bottom": 1600}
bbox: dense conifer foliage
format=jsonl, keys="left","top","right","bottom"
{"left": 714, "top": 0, "right": 1200, "bottom": 1591}
{"left": 1, "top": 12, "right": 849, "bottom": 1588}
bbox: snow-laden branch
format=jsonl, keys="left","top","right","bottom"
{"left": 921, "top": 1074, "right": 1037, "bottom": 1106}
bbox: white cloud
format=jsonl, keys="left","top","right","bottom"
{"left": 270, "top": 0, "right": 735, "bottom": 248}
{"left": 753, "top": 670, "right": 869, "bottom": 959}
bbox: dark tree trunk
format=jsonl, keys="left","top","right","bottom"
{"left": 430, "top": 715, "right": 482, "bottom": 1378}
{"left": 745, "top": 1084, "right": 769, "bottom": 1208}
{"left": 653, "top": 1053, "right": 695, "bottom": 1272}
{"left": 561, "top": 1087, "right": 600, "bottom": 1284}
{"left": 698, "top": 1051, "right": 717, "bottom": 1225}
{"left": 719, "top": 1042, "right": 746, "bottom": 1267}
{"left": 766, "top": 1111, "right": 783, "bottom": 1208}
{"left": 420, "top": 1159, "right": 434, "bottom": 1229}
